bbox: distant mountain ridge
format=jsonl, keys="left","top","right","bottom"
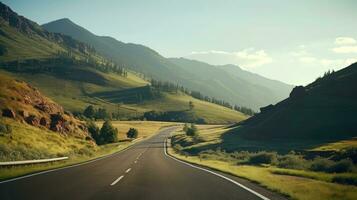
{"left": 42, "top": 18, "right": 293, "bottom": 110}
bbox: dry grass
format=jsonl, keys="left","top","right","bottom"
{"left": 168, "top": 148, "right": 357, "bottom": 200}
{"left": 0, "top": 119, "right": 177, "bottom": 180}
{"left": 96, "top": 120, "right": 181, "bottom": 140}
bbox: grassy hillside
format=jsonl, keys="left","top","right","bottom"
{"left": 0, "top": 69, "right": 246, "bottom": 124}
{"left": 0, "top": 3, "right": 246, "bottom": 124}
{"left": 237, "top": 62, "right": 357, "bottom": 140}
{"left": 0, "top": 119, "right": 177, "bottom": 180}
{"left": 42, "top": 18, "right": 292, "bottom": 110}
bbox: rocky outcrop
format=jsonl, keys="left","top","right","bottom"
{"left": 25, "top": 115, "right": 39, "bottom": 126}
{"left": 0, "top": 76, "right": 89, "bottom": 139}
{"left": 2, "top": 108, "right": 16, "bottom": 118}
{"left": 40, "top": 117, "right": 48, "bottom": 127}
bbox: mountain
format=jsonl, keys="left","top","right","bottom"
{"left": 169, "top": 58, "right": 293, "bottom": 110}
{"left": 42, "top": 19, "right": 293, "bottom": 110}
{"left": 0, "top": 2, "right": 246, "bottom": 124}
{"left": 237, "top": 62, "right": 357, "bottom": 140}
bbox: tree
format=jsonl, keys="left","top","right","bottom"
{"left": 96, "top": 108, "right": 110, "bottom": 119}
{"left": 100, "top": 120, "right": 118, "bottom": 144}
{"left": 189, "top": 101, "right": 194, "bottom": 110}
{"left": 127, "top": 128, "right": 139, "bottom": 139}
{"left": 185, "top": 123, "right": 198, "bottom": 136}
{"left": 83, "top": 105, "right": 95, "bottom": 119}
{"left": 87, "top": 121, "right": 100, "bottom": 144}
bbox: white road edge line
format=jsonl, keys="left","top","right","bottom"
{"left": 125, "top": 168, "right": 131, "bottom": 173}
{"left": 164, "top": 138, "right": 271, "bottom": 200}
{"left": 110, "top": 175, "right": 124, "bottom": 186}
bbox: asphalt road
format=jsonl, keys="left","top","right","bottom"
{"left": 0, "top": 127, "right": 287, "bottom": 200}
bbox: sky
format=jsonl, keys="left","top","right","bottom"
{"left": 3, "top": 0, "right": 357, "bottom": 85}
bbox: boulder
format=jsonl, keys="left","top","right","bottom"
{"left": 18, "top": 110, "right": 29, "bottom": 118}
{"left": 25, "top": 115, "right": 39, "bottom": 126}
{"left": 40, "top": 117, "right": 48, "bottom": 127}
{"left": 35, "top": 102, "right": 51, "bottom": 113}
{"left": 50, "top": 113, "right": 66, "bottom": 133}
{"left": 2, "top": 108, "right": 16, "bottom": 118}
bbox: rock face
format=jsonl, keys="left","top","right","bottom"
{"left": 40, "top": 117, "right": 48, "bottom": 127}
{"left": 0, "top": 77, "right": 89, "bottom": 139}
{"left": 2, "top": 108, "right": 16, "bottom": 118}
{"left": 25, "top": 115, "right": 39, "bottom": 126}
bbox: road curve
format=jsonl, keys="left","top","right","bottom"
{"left": 0, "top": 127, "right": 287, "bottom": 200}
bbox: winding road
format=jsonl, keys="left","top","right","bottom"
{"left": 0, "top": 127, "right": 286, "bottom": 200}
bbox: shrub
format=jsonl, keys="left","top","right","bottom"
{"left": 328, "top": 159, "right": 354, "bottom": 173}
{"left": 83, "top": 105, "right": 95, "bottom": 119}
{"left": 278, "top": 154, "right": 309, "bottom": 170}
{"left": 127, "top": 128, "right": 139, "bottom": 139}
{"left": 332, "top": 175, "right": 357, "bottom": 186}
{"left": 248, "top": 151, "right": 277, "bottom": 165}
{"left": 99, "top": 120, "right": 118, "bottom": 144}
{"left": 310, "top": 157, "right": 334, "bottom": 172}
{"left": 0, "top": 123, "right": 12, "bottom": 135}
{"left": 185, "top": 124, "right": 198, "bottom": 136}
{"left": 87, "top": 121, "right": 100, "bottom": 144}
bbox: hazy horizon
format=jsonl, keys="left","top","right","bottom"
{"left": 4, "top": 0, "right": 357, "bottom": 85}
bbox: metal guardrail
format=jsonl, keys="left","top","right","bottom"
{"left": 0, "top": 157, "right": 69, "bottom": 166}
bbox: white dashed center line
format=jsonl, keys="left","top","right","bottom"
{"left": 125, "top": 168, "right": 131, "bottom": 173}
{"left": 110, "top": 175, "right": 124, "bottom": 186}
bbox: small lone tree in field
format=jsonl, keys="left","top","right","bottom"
{"left": 185, "top": 123, "right": 198, "bottom": 137}
{"left": 127, "top": 128, "right": 139, "bottom": 139}
{"left": 100, "top": 120, "right": 118, "bottom": 144}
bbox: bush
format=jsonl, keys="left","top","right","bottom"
{"left": 127, "top": 128, "right": 139, "bottom": 139}
{"left": 328, "top": 159, "right": 354, "bottom": 173}
{"left": 278, "top": 154, "right": 309, "bottom": 170}
{"left": 185, "top": 124, "right": 198, "bottom": 136}
{"left": 0, "top": 123, "right": 12, "bottom": 135}
{"left": 310, "top": 157, "right": 334, "bottom": 172}
{"left": 99, "top": 120, "right": 118, "bottom": 144}
{"left": 332, "top": 175, "right": 357, "bottom": 186}
{"left": 248, "top": 151, "right": 277, "bottom": 165}
{"left": 86, "top": 121, "right": 100, "bottom": 144}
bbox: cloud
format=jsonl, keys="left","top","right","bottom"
{"left": 299, "top": 56, "right": 316, "bottom": 63}
{"left": 332, "top": 46, "right": 357, "bottom": 53}
{"left": 334, "top": 37, "right": 357, "bottom": 45}
{"left": 189, "top": 49, "right": 272, "bottom": 68}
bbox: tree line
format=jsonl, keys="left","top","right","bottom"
{"left": 150, "top": 78, "right": 255, "bottom": 116}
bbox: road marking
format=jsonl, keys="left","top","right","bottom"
{"left": 125, "top": 168, "right": 131, "bottom": 173}
{"left": 164, "top": 139, "right": 271, "bottom": 200}
{"left": 110, "top": 175, "right": 124, "bottom": 186}
{"left": 0, "top": 127, "right": 180, "bottom": 185}
{"left": 134, "top": 160, "right": 137, "bottom": 164}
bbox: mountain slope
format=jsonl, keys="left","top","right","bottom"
{"left": 169, "top": 58, "right": 293, "bottom": 110}
{"left": 237, "top": 62, "right": 357, "bottom": 140}
{"left": 0, "top": 2, "right": 246, "bottom": 124}
{"left": 42, "top": 19, "right": 293, "bottom": 110}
